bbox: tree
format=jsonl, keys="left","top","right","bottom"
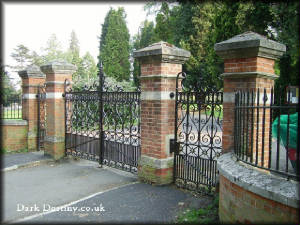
{"left": 1, "top": 67, "right": 20, "bottom": 105}
{"left": 154, "top": 2, "right": 174, "bottom": 43}
{"left": 99, "top": 7, "right": 131, "bottom": 81}
{"left": 41, "top": 33, "right": 65, "bottom": 63}
{"left": 98, "top": 8, "right": 113, "bottom": 64}
{"left": 81, "top": 52, "right": 98, "bottom": 86}
{"left": 132, "top": 20, "right": 156, "bottom": 87}
{"left": 69, "top": 30, "right": 80, "bottom": 56}
{"left": 270, "top": 1, "right": 299, "bottom": 93}
{"left": 10, "top": 44, "right": 32, "bottom": 71}
{"left": 65, "top": 31, "right": 83, "bottom": 87}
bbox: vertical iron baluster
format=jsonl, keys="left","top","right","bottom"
{"left": 255, "top": 89, "right": 260, "bottom": 166}
{"left": 173, "top": 72, "right": 180, "bottom": 183}
{"left": 286, "top": 87, "right": 291, "bottom": 173}
{"left": 246, "top": 90, "right": 250, "bottom": 162}
{"left": 242, "top": 91, "right": 246, "bottom": 160}
{"left": 239, "top": 91, "right": 242, "bottom": 158}
{"left": 250, "top": 90, "right": 254, "bottom": 163}
{"left": 99, "top": 62, "right": 104, "bottom": 166}
{"left": 268, "top": 88, "right": 273, "bottom": 169}
{"left": 197, "top": 92, "right": 201, "bottom": 190}
{"left": 37, "top": 86, "right": 41, "bottom": 151}
{"left": 64, "top": 80, "right": 67, "bottom": 155}
{"left": 296, "top": 102, "right": 299, "bottom": 177}
{"left": 261, "top": 89, "right": 267, "bottom": 167}
{"left": 276, "top": 88, "right": 281, "bottom": 171}
{"left": 185, "top": 91, "right": 190, "bottom": 186}
{"left": 209, "top": 92, "right": 214, "bottom": 189}
{"left": 234, "top": 92, "right": 238, "bottom": 156}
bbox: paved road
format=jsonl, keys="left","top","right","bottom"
{"left": 4, "top": 158, "right": 213, "bottom": 224}
{"left": 25, "top": 183, "right": 212, "bottom": 223}
{"left": 2, "top": 151, "right": 51, "bottom": 169}
{"left": 3, "top": 159, "right": 136, "bottom": 223}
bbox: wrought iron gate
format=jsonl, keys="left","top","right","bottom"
{"left": 37, "top": 83, "right": 47, "bottom": 151}
{"left": 172, "top": 72, "right": 223, "bottom": 193}
{"left": 64, "top": 64, "right": 141, "bottom": 173}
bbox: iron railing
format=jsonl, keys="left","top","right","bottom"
{"left": 234, "top": 87, "right": 299, "bottom": 180}
{"left": 1, "top": 95, "right": 22, "bottom": 119}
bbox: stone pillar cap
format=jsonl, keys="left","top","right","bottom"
{"left": 18, "top": 64, "right": 45, "bottom": 78}
{"left": 40, "top": 59, "right": 77, "bottom": 74}
{"left": 133, "top": 41, "right": 191, "bottom": 64}
{"left": 214, "top": 31, "right": 286, "bottom": 60}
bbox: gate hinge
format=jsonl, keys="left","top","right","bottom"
{"left": 170, "top": 139, "right": 179, "bottom": 154}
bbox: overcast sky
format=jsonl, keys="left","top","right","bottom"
{"left": 3, "top": 2, "right": 155, "bottom": 83}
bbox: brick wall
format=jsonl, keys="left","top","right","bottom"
{"left": 1, "top": 121, "right": 28, "bottom": 152}
{"left": 219, "top": 175, "right": 299, "bottom": 223}
{"left": 224, "top": 57, "right": 275, "bottom": 74}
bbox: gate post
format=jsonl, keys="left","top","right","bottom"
{"left": 18, "top": 65, "right": 45, "bottom": 151}
{"left": 40, "top": 60, "right": 76, "bottom": 160}
{"left": 133, "top": 42, "right": 190, "bottom": 185}
{"left": 214, "top": 31, "right": 286, "bottom": 160}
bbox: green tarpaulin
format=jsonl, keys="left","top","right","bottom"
{"left": 272, "top": 112, "right": 298, "bottom": 149}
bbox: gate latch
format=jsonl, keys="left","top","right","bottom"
{"left": 169, "top": 139, "right": 179, "bottom": 154}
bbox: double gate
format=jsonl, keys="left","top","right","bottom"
{"left": 172, "top": 72, "right": 223, "bottom": 192}
{"left": 37, "top": 64, "right": 223, "bottom": 190}
{"left": 64, "top": 65, "right": 141, "bottom": 173}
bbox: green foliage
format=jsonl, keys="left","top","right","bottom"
{"left": 41, "top": 33, "right": 65, "bottom": 63}
{"left": 10, "top": 31, "right": 98, "bottom": 91}
{"left": 154, "top": 2, "right": 174, "bottom": 43}
{"left": 9, "top": 44, "right": 32, "bottom": 71}
{"left": 1, "top": 68, "right": 20, "bottom": 105}
{"left": 271, "top": 1, "right": 299, "bottom": 96}
{"left": 176, "top": 194, "right": 219, "bottom": 223}
{"left": 132, "top": 20, "right": 156, "bottom": 87}
{"left": 99, "top": 7, "right": 131, "bottom": 82}
{"left": 142, "top": 1, "right": 298, "bottom": 92}
{"left": 1, "top": 148, "right": 28, "bottom": 154}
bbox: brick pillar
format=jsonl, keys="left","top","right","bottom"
{"left": 133, "top": 41, "right": 190, "bottom": 184}
{"left": 215, "top": 31, "right": 286, "bottom": 166}
{"left": 40, "top": 60, "right": 76, "bottom": 160}
{"left": 18, "top": 65, "right": 46, "bottom": 151}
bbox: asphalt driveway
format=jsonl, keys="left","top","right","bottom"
{"left": 3, "top": 156, "right": 212, "bottom": 224}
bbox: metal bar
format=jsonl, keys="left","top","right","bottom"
{"left": 37, "top": 86, "right": 41, "bottom": 151}
{"left": 255, "top": 89, "right": 260, "bottom": 166}
{"left": 276, "top": 89, "right": 281, "bottom": 171}
{"left": 242, "top": 91, "right": 246, "bottom": 160}
{"left": 261, "top": 89, "right": 266, "bottom": 167}
{"left": 285, "top": 88, "right": 291, "bottom": 173}
{"left": 246, "top": 90, "right": 250, "bottom": 162}
{"left": 99, "top": 62, "right": 104, "bottom": 165}
{"left": 268, "top": 88, "right": 273, "bottom": 169}
{"left": 234, "top": 92, "right": 238, "bottom": 156}
{"left": 173, "top": 72, "right": 181, "bottom": 183}
{"left": 250, "top": 90, "right": 254, "bottom": 163}
{"left": 64, "top": 80, "right": 67, "bottom": 156}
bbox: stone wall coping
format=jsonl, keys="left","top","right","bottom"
{"left": 18, "top": 65, "right": 45, "bottom": 79}
{"left": 217, "top": 152, "right": 299, "bottom": 208}
{"left": 214, "top": 31, "right": 286, "bottom": 60}
{"left": 1, "top": 120, "right": 28, "bottom": 126}
{"left": 133, "top": 41, "right": 190, "bottom": 63}
{"left": 215, "top": 31, "right": 286, "bottom": 52}
{"left": 40, "top": 60, "right": 77, "bottom": 74}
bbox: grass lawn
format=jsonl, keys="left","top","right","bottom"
{"left": 1, "top": 148, "right": 28, "bottom": 154}
{"left": 2, "top": 110, "right": 22, "bottom": 119}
